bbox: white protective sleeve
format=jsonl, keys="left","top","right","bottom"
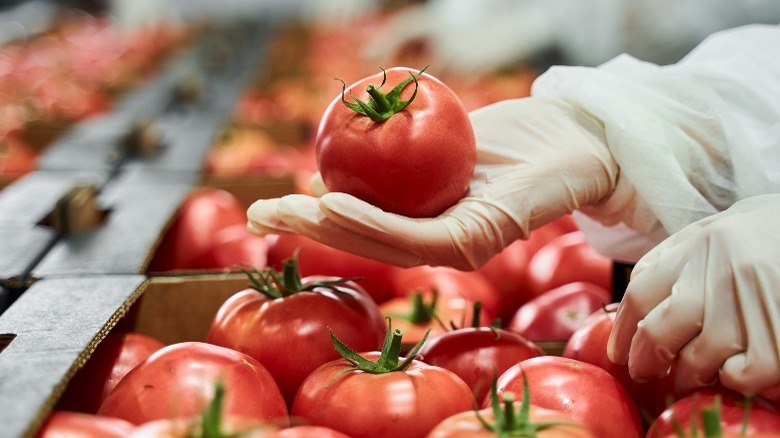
{"left": 532, "top": 24, "right": 780, "bottom": 263}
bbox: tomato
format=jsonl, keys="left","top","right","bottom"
{"left": 316, "top": 66, "right": 476, "bottom": 218}
{"left": 379, "top": 291, "right": 491, "bottom": 347}
{"left": 391, "top": 265, "right": 501, "bottom": 320}
{"left": 206, "top": 258, "right": 386, "bottom": 406}
{"left": 266, "top": 233, "right": 401, "bottom": 304}
{"left": 57, "top": 331, "right": 165, "bottom": 413}
{"left": 493, "top": 356, "right": 644, "bottom": 438}
{"left": 0, "top": 134, "right": 39, "bottom": 180}
{"left": 418, "top": 326, "right": 544, "bottom": 402}
{"left": 277, "top": 426, "right": 354, "bottom": 438}
{"left": 647, "top": 389, "right": 780, "bottom": 437}
{"left": 291, "top": 326, "right": 474, "bottom": 438}
{"left": 192, "top": 223, "right": 269, "bottom": 270}
{"left": 526, "top": 232, "right": 613, "bottom": 298}
{"left": 477, "top": 216, "right": 580, "bottom": 323}
{"left": 146, "top": 188, "right": 248, "bottom": 272}
{"left": 562, "top": 306, "right": 676, "bottom": 421}
{"left": 508, "top": 282, "right": 611, "bottom": 342}
{"left": 97, "top": 342, "right": 288, "bottom": 425}
{"left": 35, "top": 411, "right": 135, "bottom": 438}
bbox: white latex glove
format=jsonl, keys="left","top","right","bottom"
{"left": 608, "top": 193, "right": 780, "bottom": 396}
{"left": 248, "top": 97, "right": 618, "bottom": 270}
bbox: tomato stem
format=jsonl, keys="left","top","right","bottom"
{"left": 243, "top": 256, "right": 361, "bottom": 299}
{"left": 407, "top": 290, "right": 437, "bottom": 324}
{"left": 329, "top": 319, "right": 430, "bottom": 374}
{"left": 335, "top": 66, "right": 429, "bottom": 122}
{"left": 201, "top": 379, "right": 225, "bottom": 438}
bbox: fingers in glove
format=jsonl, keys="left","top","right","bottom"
{"left": 247, "top": 198, "right": 297, "bottom": 235}
{"left": 275, "top": 194, "right": 424, "bottom": 268}
{"left": 719, "top": 267, "right": 780, "bottom": 395}
{"left": 309, "top": 172, "right": 327, "bottom": 197}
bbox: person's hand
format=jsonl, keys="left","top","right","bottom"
{"left": 247, "top": 97, "right": 618, "bottom": 270}
{"left": 608, "top": 193, "right": 780, "bottom": 396}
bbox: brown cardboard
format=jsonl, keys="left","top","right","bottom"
{"left": 202, "top": 173, "right": 298, "bottom": 208}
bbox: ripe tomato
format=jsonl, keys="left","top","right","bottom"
{"left": 146, "top": 188, "right": 248, "bottom": 272}
{"left": 291, "top": 328, "right": 474, "bottom": 438}
{"left": 391, "top": 265, "right": 501, "bottom": 320}
{"left": 379, "top": 291, "right": 490, "bottom": 347}
{"left": 562, "top": 306, "right": 675, "bottom": 420}
{"left": 526, "top": 232, "right": 613, "bottom": 298}
{"left": 508, "top": 282, "right": 611, "bottom": 342}
{"left": 493, "top": 356, "right": 644, "bottom": 438}
{"left": 35, "top": 411, "right": 135, "bottom": 438}
{"left": 266, "top": 233, "right": 401, "bottom": 304}
{"left": 206, "top": 258, "right": 386, "bottom": 406}
{"left": 192, "top": 223, "right": 269, "bottom": 270}
{"left": 647, "top": 389, "right": 780, "bottom": 437}
{"left": 97, "top": 342, "right": 288, "bottom": 425}
{"left": 57, "top": 331, "right": 165, "bottom": 413}
{"left": 418, "top": 326, "right": 544, "bottom": 402}
{"left": 316, "top": 66, "right": 476, "bottom": 218}
{"left": 477, "top": 216, "right": 580, "bottom": 323}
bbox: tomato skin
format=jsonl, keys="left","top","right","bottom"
{"left": 526, "top": 232, "right": 613, "bottom": 298}
{"left": 391, "top": 265, "right": 501, "bottom": 320}
{"left": 206, "top": 277, "right": 386, "bottom": 406}
{"left": 126, "top": 415, "right": 277, "bottom": 438}
{"left": 97, "top": 342, "right": 288, "bottom": 425}
{"left": 492, "top": 356, "right": 644, "bottom": 438}
{"left": 193, "top": 223, "right": 269, "bottom": 270}
{"left": 316, "top": 67, "right": 476, "bottom": 218}
{"left": 266, "top": 233, "right": 401, "bottom": 304}
{"left": 418, "top": 327, "right": 544, "bottom": 402}
{"left": 147, "top": 188, "right": 248, "bottom": 271}
{"left": 57, "top": 331, "right": 165, "bottom": 413}
{"left": 35, "top": 411, "right": 135, "bottom": 438}
{"left": 647, "top": 390, "right": 780, "bottom": 437}
{"left": 426, "top": 403, "right": 596, "bottom": 438}
{"left": 562, "top": 307, "right": 675, "bottom": 420}
{"left": 292, "top": 352, "right": 474, "bottom": 438}
{"left": 509, "top": 282, "right": 611, "bottom": 342}
{"left": 277, "top": 426, "right": 354, "bottom": 438}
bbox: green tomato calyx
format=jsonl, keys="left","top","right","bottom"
{"left": 336, "top": 65, "right": 429, "bottom": 122}
{"left": 243, "top": 255, "right": 360, "bottom": 299}
{"left": 330, "top": 318, "right": 430, "bottom": 374}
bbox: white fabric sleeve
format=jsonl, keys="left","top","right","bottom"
{"left": 532, "top": 24, "right": 780, "bottom": 263}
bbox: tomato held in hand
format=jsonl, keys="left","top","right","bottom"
{"left": 492, "top": 356, "right": 644, "bottom": 438}
{"left": 206, "top": 258, "right": 386, "bottom": 406}
{"left": 35, "top": 411, "right": 135, "bottom": 438}
{"left": 292, "top": 325, "right": 474, "bottom": 438}
{"left": 316, "top": 66, "right": 476, "bottom": 218}
{"left": 57, "top": 331, "right": 165, "bottom": 413}
{"left": 97, "top": 342, "right": 288, "bottom": 425}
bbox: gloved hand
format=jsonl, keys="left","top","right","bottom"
{"left": 608, "top": 193, "right": 780, "bottom": 396}
{"left": 247, "top": 96, "right": 618, "bottom": 270}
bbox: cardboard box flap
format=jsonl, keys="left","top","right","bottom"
{"left": 0, "top": 171, "right": 109, "bottom": 226}
{"left": 0, "top": 225, "right": 56, "bottom": 282}
{"left": 33, "top": 170, "right": 197, "bottom": 276}
{"left": 0, "top": 275, "right": 147, "bottom": 438}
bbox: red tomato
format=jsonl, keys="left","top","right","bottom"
{"left": 0, "top": 135, "right": 39, "bottom": 179}
{"left": 526, "top": 232, "right": 613, "bottom": 298}
{"left": 192, "top": 223, "right": 269, "bottom": 270}
{"left": 647, "top": 390, "right": 780, "bottom": 437}
{"left": 126, "top": 416, "right": 276, "bottom": 438}
{"left": 379, "top": 291, "right": 491, "bottom": 346}
{"left": 206, "top": 259, "right": 386, "bottom": 406}
{"left": 277, "top": 426, "right": 354, "bottom": 438}
{"left": 266, "top": 233, "right": 401, "bottom": 304}
{"left": 477, "top": 216, "right": 580, "bottom": 322}
{"left": 292, "top": 352, "right": 473, "bottom": 438}
{"left": 147, "top": 188, "right": 247, "bottom": 272}
{"left": 562, "top": 306, "right": 675, "bottom": 420}
{"left": 57, "top": 331, "right": 165, "bottom": 413}
{"left": 493, "top": 356, "right": 644, "bottom": 438}
{"left": 508, "top": 282, "right": 611, "bottom": 342}
{"left": 97, "top": 342, "right": 288, "bottom": 425}
{"left": 418, "top": 327, "right": 544, "bottom": 402}
{"left": 35, "top": 411, "right": 135, "bottom": 438}
{"left": 316, "top": 66, "right": 476, "bottom": 218}
{"left": 391, "top": 265, "right": 501, "bottom": 320}
{"left": 427, "top": 403, "right": 596, "bottom": 438}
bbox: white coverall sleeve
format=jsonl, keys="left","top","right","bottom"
{"left": 532, "top": 24, "right": 780, "bottom": 263}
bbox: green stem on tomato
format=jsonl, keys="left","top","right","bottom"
{"left": 329, "top": 318, "right": 430, "bottom": 374}
{"left": 243, "top": 255, "right": 361, "bottom": 299}
{"left": 336, "top": 66, "right": 429, "bottom": 122}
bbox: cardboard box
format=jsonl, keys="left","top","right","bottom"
{"left": 0, "top": 272, "right": 249, "bottom": 438}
